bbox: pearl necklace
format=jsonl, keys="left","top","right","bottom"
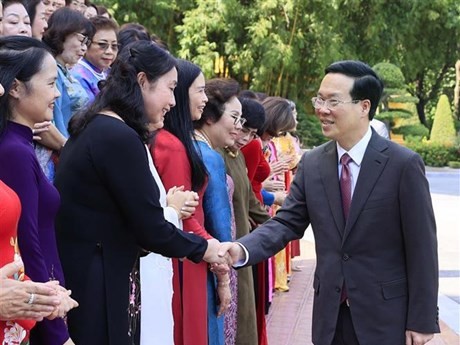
{"left": 194, "top": 130, "right": 213, "bottom": 148}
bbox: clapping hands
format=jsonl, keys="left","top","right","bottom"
{"left": 166, "top": 186, "right": 199, "bottom": 220}
{"left": 0, "top": 259, "right": 78, "bottom": 321}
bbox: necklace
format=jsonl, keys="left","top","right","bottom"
{"left": 194, "top": 130, "right": 213, "bottom": 148}
{"left": 224, "top": 146, "right": 238, "bottom": 158}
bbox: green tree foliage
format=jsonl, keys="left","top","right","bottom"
{"left": 430, "top": 94, "right": 457, "bottom": 145}
{"left": 373, "top": 62, "right": 418, "bottom": 123}
{"left": 332, "top": 0, "right": 460, "bottom": 126}
{"left": 176, "top": 0, "right": 336, "bottom": 102}
{"left": 99, "top": 0, "right": 459, "bottom": 148}
{"left": 98, "top": 0, "right": 195, "bottom": 49}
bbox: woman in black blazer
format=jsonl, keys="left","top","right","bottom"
{"left": 54, "top": 40, "right": 226, "bottom": 345}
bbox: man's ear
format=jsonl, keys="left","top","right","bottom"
{"left": 137, "top": 72, "right": 148, "bottom": 91}
{"left": 360, "top": 99, "right": 371, "bottom": 118}
{"left": 8, "top": 79, "right": 24, "bottom": 100}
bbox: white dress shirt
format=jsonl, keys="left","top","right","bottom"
{"left": 336, "top": 126, "right": 372, "bottom": 198}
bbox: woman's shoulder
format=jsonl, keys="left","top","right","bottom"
{"left": 153, "top": 130, "right": 187, "bottom": 159}
{"left": 156, "top": 129, "right": 182, "bottom": 146}
{"left": 87, "top": 115, "right": 144, "bottom": 148}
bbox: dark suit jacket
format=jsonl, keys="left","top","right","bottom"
{"left": 239, "top": 130, "right": 439, "bottom": 345}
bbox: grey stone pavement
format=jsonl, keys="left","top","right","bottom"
{"left": 266, "top": 167, "right": 460, "bottom": 345}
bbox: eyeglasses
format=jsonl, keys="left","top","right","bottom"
{"left": 241, "top": 127, "right": 258, "bottom": 139}
{"left": 92, "top": 41, "right": 119, "bottom": 52}
{"left": 311, "top": 97, "right": 360, "bottom": 110}
{"left": 75, "top": 33, "right": 91, "bottom": 46}
{"left": 227, "top": 113, "right": 246, "bottom": 127}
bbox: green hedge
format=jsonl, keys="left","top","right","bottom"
{"left": 393, "top": 124, "right": 429, "bottom": 139}
{"left": 406, "top": 141, "right": 459, "bottom": 167}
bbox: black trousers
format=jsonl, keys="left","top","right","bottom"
{"left": 331, "top": 302, "right": 360, "bottom": 345}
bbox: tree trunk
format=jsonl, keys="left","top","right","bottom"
{"left": 416, "top": 98, "right": 427, "bottom": 127}
{"left": 455, "top": 60, "right": 460, "bottom": 120}
{"left": 415, "top": 72, "right": 427, "bottom": 126}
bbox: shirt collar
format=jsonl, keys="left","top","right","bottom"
{"left": 336, "top": 126, "right": 372, "bottom": 166}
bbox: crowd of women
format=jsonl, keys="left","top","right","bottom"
{"left": 0, "top": 1, "right": 303, "bottom": 344}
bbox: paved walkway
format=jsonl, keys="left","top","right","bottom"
{"left": 266, "top": 180, "right": 460, "bottom": 344}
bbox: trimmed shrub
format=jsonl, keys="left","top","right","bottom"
{"left": 406, "top": 141, "right": 459, "bottom": 167}
{"left": 448, "top": 161, "right": 460, "bottom": 169}
{"left": 430, "top": 94, "right": 456, "bottom": 145}
{"left": 373, "top": 62, "right": 405, "bottom": 88}
{"left": 393, "top": 124, "right": 429, "bottom": 139}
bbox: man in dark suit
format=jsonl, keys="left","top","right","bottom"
{"left": 220, "top": 60, "right": 439, "bottom": 345}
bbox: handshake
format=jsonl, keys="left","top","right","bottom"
{"left": 202, "top": 239, "right": 247, "bottom": 272}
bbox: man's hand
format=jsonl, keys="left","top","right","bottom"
{"left": 0, "top": 260, "right": 60, "bottom": 321}
{"left": 203, "top": 239, "right": 232, "bottom": 268}
{"left": 405, "top": 330, "right": 434, "bottom": 345}
{"left": 218, "top": 242, "right": 245, "bottom": 266}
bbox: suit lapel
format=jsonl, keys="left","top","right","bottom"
{"left": 319, "top": 142, "right": 345, "bottom": 237}
{"left": 343, "top": 132, "right": 389, "bottom": 242}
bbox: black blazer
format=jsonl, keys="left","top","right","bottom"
{"left": 239, "top": 130, "right": 439, "bottom": 345}
{"left": 55, "top": 115, "right": 207, "bottom": 345}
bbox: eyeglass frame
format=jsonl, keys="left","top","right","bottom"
{"left": 240, "top": 126, "right": 258, "bottom": 139}
{"left": 226, "top": 112, "right": 247, "bottom": 127}
{"left": 311, "top": 96, "right": 360, "bottom": 110}
{"left": 92, "top": 41, "right": 120, "bottom": 52}
{"left": 75, "top": 32, "right": 91, "bottom": 47}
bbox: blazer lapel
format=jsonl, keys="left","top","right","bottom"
{"left": 319, "top": 142, "right": 345, "bottom": 237}
{"left": 343, "top": 132, "right": 389, "bottom": 242}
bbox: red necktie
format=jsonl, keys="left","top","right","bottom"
{"left": 340, "top": 153, "right": 353, "bottom": 220}
{"left": 339, "top": 153, "right": 352, "bottom": 304}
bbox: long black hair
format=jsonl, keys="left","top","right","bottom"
{"left": 69, "top": 40, "right": 176, "bottom": 141}
{"left": 0, "top": 36, "right": 52, "bottom": 135}
{"left": 158, "top": 59, "right": 207, "bottom": 191}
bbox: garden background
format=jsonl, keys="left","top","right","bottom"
{"left": 101, "top": 0, "right": 460, "bottom": 167}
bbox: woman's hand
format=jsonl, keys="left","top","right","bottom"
{"left": 269, "top": 159, "right": 290, "bottom": 176}
{"left": 46, "top": 287, "right": 78, "bottom": 320}
{"left": 262, "top": 179, "right": 285, "bottom": 192}
{"left": 0, "top": 260, "right": 60, "bottom": 321}
{"left": 167, "top": 186, "right": 199, "bottom": 220}
{"left": 33, "top": 122, "right": 67, "bottom": 151}
{"left": 216, "top": 273, "right": 231, "bottom": 317}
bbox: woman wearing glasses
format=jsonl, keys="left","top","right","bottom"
{"left": 33, "top": 8, "right": 92, "bottom": 181}
{"left": 220, "top": 97, "right": 270, "bottom": 345}
{"left": 42, "top": 8, "right": 92, "bottom": 139}
{"left": 193, "top": 78, "right": 243, "bottom": 345}
{"left": 239, "top": 96, "right": 296, "bottom": 345}
{"left": 71, "top": 16, "right": 119, "bottom": 104}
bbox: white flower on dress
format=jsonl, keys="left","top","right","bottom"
{"left": 3, "top": 321, "right": 27, "bottom": 345}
